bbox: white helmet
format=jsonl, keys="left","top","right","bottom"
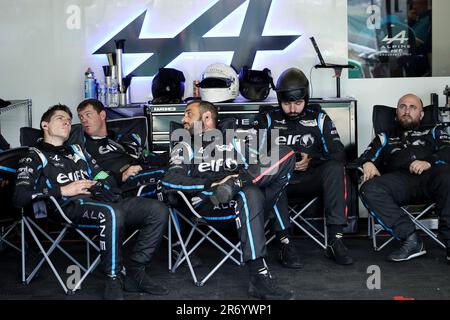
{"left": 198, "top": 63, "right": 239, "bottom": 103}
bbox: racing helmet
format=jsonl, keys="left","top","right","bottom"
{"left": 198, "top": 63, "right": 239, "bottom": 103}
{"left": 275, "top": 67, "right": 310, "bottom": 106}
{"left": 238, "top": 66, "right": 275, "bottom": 101}
{"left": 151, "top": 68, "right": 185, "bottom": 104}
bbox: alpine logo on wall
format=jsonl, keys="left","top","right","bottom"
{"left": 348, "top": 0, "right": 432, "bottom": 78}
{"left": 94, "top": 0, "right": 301, "bottom": 77}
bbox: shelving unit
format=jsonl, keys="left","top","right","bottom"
{"left": 0, "top": 99, "right": 32, "bottom": 133}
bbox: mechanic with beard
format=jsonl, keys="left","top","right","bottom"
{"left": 359, "top": 94, "right": 450, "bottom": 263}
{"left": 77, "top": 99, "right": 168, "bottom": 195}
{"left": 258, "top": 67, "right": 353, "bottom": 265}
{"left": 160, "top": 100, "right": 296, "bottom": 299}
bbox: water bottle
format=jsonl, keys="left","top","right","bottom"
{"left": 108, "top": 78, "right": 119, "bottom": 107}
{"left": 84, "top": 68, "right": 97, "bottom": 99}
{"left": 97, "top": 82, "right": 107, "bottom": 106}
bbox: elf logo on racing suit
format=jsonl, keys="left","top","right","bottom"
{"left": 99, "top": 144, "right": 118, "bottom": 155}
{"left": 274, "top": 119, "right": 286, "bottom": 125}
{"left": 299, "top": 134, "right": 315, "bottom": 148}
{"left": 57, "top": 170, "right": 90, "bottom": 184}
{"left": 275, "top": 135, "right": 302, "bottom": 146}
{"left": 198, "top": 158, "right": 238, "bottom": 172}
{"left": 276, "top": 134, "right": 315, "bottom": 147}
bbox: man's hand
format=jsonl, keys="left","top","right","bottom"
{"left": 60, "top": 180, "right": 97, "bottom": 197}
{"left": 362, "top": 162, "right": 381, "bottom": 182}
{"left": 122, "top": 165, "right": 143, "bottom": 182}
{"left": 211, "top": 174, "right": 239, "bottom": 188}
{"left": 409, "top": 160, "right": 431, "bottom": 175}
{"left": 294, "top": 153, "right": 311, "bottom": 171}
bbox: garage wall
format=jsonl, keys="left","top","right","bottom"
{"left": 0, "top": 0, "right": 449, "bottom": 156}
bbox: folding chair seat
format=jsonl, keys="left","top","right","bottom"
{"left": 20, "top": 194, "right": 139, "bottom": 294}
{"left": 364, "top": 105, "right": 445, "bottom": 251}
{"left": 167, "top": 192, "right": 244, "bottom": 287}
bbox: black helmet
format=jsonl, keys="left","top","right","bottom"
{"left": 276, "top": 67, "right": 309, "bottom": 105}
{"left": 238, "top": 67, "right": 275, "bottom": 101}
{"left": 151, "top": 68, "right": 185, "bottom": 104}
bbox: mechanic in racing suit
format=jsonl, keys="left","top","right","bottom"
{"left": 159, "top": 100, "right": 295, "bottom": 300}
{"left": 359, "top": 93, "right": 450, "bottom": 263}
{"left": 258, "top": 67, "right": 353, "bottom": 265}
{"left": 13, "top": 104, "right": 169, "bottom": 299}
{"left": 77, "top": 99, "right": 168, "bottom": 196}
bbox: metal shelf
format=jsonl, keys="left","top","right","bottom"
{"left": 0, "top": 99, "right": 32, "bottom": 130}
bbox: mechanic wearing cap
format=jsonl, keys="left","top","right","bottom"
{"left": 258, "top": 67, "right": 353, "bottom": 265}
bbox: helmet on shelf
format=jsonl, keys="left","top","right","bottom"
{"left": 198, "top": 63, "right": 239, "bottom": 103}
{"left": 151, "top": 68, "right": 185, "bottom": 104}
{"left": 238, "top": 66, "right": 275, "bottom": 101}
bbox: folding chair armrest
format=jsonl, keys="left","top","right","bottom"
{"left": 176, "top": 191, "right": 203, "bottom": 219}
{"left": 24, "top": 195, "right": 74, "bottom": 225}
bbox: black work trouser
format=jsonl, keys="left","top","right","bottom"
{"left": 360, "top": 165, "right": 450, "bottom": 241}
{"left": 246, "top": 145, "right": 296, "bottom": 233}
{"left": 287, "top": 160, "right": 348, "bottom": 227}
{"left": 66, "top": 197, "right": 169, "bottom": 277}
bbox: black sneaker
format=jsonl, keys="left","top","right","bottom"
{"left": 124, "top": 266, "right": 169, "bottom": 295}
{"left": 387, "top": 232, "right": 426, "bottom": 262}
{"left": 172, "top": 248, "right": 203, "bottom": 268}
{"left": 278, "top": 243, "right": 302, "bottom": 269}
{"left": 104, "top": 276, "right": 124, "bottom": 300}
{"left": 248, "top": 273, "right": 294, "bottom": 300}
{"left": 325, "top": 235, "right": 353, "bottom": 265}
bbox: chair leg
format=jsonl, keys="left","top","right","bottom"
{"left": 289, "top": 197, "right": 327, "bottom": 249}
{"left": 403, "top": 210, "right": 446, "bottom": 249}
{"left": 0, "top": 221, "right": 21, "bottom": 252}
{"left": 21, "top": 218, "right": 26, "bottom": 284}
{"left": 369, "top": 215, "right": 396, "bottom": 251}
{"left": 169, "top": 209, "right": 200, "bottom": 285}
{"left": 169, "top": 208, "right": 244, "bottom": 287}
{"left": 27, "top": 218, "right": 87, "bottom": 273}
{"left": 22, "top": 217, "right": 69, "bottom": 294}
